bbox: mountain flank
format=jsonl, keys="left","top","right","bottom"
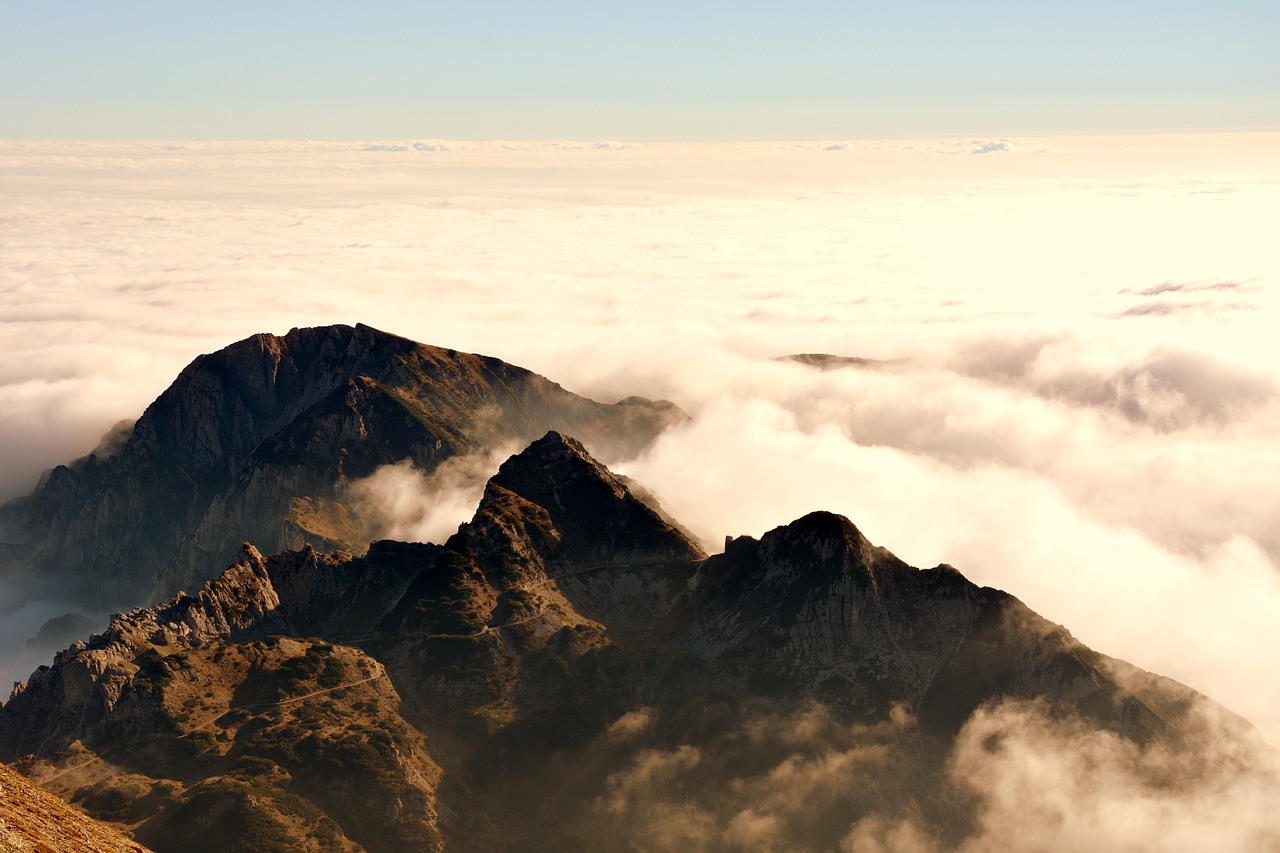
{"left": 0, "top": 324, "right": 684, "bottom": 610}
{"left": 2, "top": 432, "right": 1260, "bottom": 852}
{"left": 0, "top": 760, "right": 150, "bottom": 853}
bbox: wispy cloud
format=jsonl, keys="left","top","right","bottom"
{"left": 348, "top": 446, "right": 522, "bottom": 546}
{"left": 1129, "top": 280, "right": 1246, "bottom": 297}
{"left": 1117, "top": 300, "right": 1255, "bottom": 317}
{"left": 584, "top": 697, "right": 1280, "bottom": 851}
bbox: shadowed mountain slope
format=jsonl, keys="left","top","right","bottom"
{"left": 0, "top": 325, "right": 684, "bottom": 609}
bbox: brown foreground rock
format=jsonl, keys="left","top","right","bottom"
{"left": 0, "top": 760, "right": 149, "bottom": 853}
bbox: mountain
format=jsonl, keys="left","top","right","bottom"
{"left": 0, "top": 760, "right": 151, "bottom": 852}
{"left": 0, "top": 324, "right": 684, "bottom": 610}
{"left": 1, "top": 433, "right": 1259, "bottom": 852}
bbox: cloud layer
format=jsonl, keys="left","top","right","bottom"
{"left": 2, "top": 134, "right": 1279, "bottom": 757}
{"left": 584, "top": 697, "right": 1280, "bottom": 851}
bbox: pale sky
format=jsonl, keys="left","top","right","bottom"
{"left": 2, "top": 0, "right": 1278, "bottom": 139}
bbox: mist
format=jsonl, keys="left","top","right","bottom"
{"left": 348, "top": 446, "right": 523, "bottom": 546}
{"left": 2, "top": 132, "right": 1280, "bottom": 764}
{"left": 0, "top": 583, "right": 110, "bottom": 704}
{"left": 560, "top": 692, "right": 1280, "bottom": 851}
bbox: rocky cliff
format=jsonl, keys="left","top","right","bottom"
{"left": 0, "top": 324, "right": 684, "bottom": 609}
{"left": 1, "top": 538, "right": 444, "bottom": 852}
{"left": 2, "top": 432, "right": 1257, "bottom": 852}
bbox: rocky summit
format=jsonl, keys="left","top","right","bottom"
{"left": 0, "top": 432, "right": 1263, "bottom": 852}
{"left": 0, "top": 324, "right": 684, "bottom": 610}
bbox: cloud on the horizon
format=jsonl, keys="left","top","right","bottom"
{"left": 951, "top": 338, "right": 1277, "bottom": 429}
{"left": 971, "top": 140, "right": 1012, "bottom": 154}
{"left": 1117, "top": 301, "right": 1256, "bottom": 318}
{"left": 1129, "top": 280, "right": 1247, "bottom": 297}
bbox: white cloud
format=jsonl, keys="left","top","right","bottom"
{"left": 589, "top": 699, "right": 1280, "bottom": 851}
{"left": 942, "top": 699, "right": 1280, "bottom": 852}
{"left": 2, "top": 133, "right": 1280, "bottom": 755}
{"left": 1129, "top": 280, "right": 1246, "bottom": 297}
{"left": 605, "top": 707, "right": 657, "bottom": 743}
{"left": 970, "top": 140, "right": 1012, "bottom": 154}
{"left": 347, "top": 446, "right": 521, "bottom": 546}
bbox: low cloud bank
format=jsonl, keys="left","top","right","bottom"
{"left": 618, "top": 378, "right": 1280, "bottom": 744}
{"left": 928, "top": 700, "right": 1280, "bottom": 852}
{"left": 589, "top": 698, "right": 1280, "bottom": 852}
{"left": 590, "top": 702, "right": 938, "bottom": 851}
{"left": 2, "top": 136, "right": 1279, "bottom": 755}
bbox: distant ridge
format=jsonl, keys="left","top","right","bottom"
{"left": 779, "top": 352, "right": 898, "bottom": 370}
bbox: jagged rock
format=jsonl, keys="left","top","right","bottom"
{"left": 5, "top": 632, "right": 442, "bottom": 853}
{"left": 675, "top": 511, "right": 1159, "bottom": 734}
{"left": 488, "top": 432, "right": 706, "bottom": 569}
{"left": 0, "top": 324, "right": 685, "bottom": 610}
{"left": 0, "top": 540, "right": 437, "bottom": 761}
{"left": 0, "top": 433, "right": 1266, "bottom": 852}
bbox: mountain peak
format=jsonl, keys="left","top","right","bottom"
{"left": 491, "top": 431, "right": 623, "bottom": 503}
{"left": 769, "top": 509, "right": 866, "bottom": 545}
{"left": 1, "top": 330, "right": 685, "bottom": 608}
{"left": 487, "top": 431, "right": 706, "bottom": 568}
{"left": 752, "top": 510, "right": 884, "bottom": 588}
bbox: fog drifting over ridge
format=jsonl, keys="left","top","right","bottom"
{"left": 3, "top": 132, "right": 1280, "bottom": 763}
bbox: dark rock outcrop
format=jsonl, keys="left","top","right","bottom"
{"left": 1, "top": 540, "right": 445, "bottom": 852}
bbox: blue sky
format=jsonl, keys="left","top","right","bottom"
{"left": 2, "top": 0, "right": 1277, "bottom": 139}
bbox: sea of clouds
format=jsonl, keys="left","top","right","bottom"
{"left": 3, "top": 133, "right": 1279, "bottom": 845}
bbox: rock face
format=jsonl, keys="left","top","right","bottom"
{"left": 1, "top": 544, "right": 445, "bottom": 852}
{"left": 0, "top": 760, "right": 151, "bottom": 853}
{"left": 0, "top": 432, "right": 1258, "bottom": 852}
{"left": 0, "top": 324, "right": 684, "bottom": 609}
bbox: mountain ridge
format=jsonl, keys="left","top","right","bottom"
{"left": 0, "top": 324, "right": 685, "bottom": 610}
{"left": 2, "top": 430, "right": 1256, "bottom": 851}
{"left": 0, "top": 327, "right": 1271, "bottom": 851}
